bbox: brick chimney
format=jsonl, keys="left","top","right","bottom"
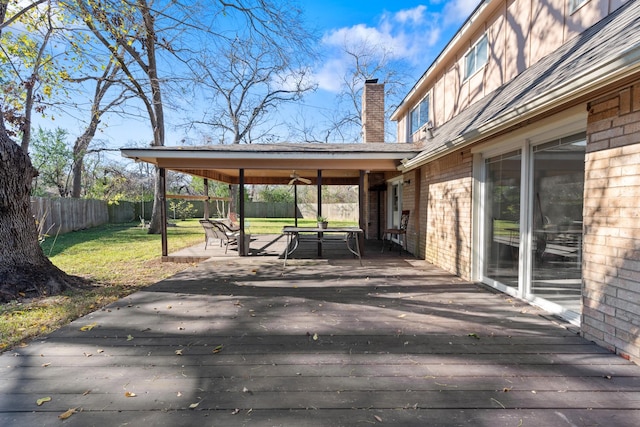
{"left": 362, "top": 79, "right": 385, "bottom": 143}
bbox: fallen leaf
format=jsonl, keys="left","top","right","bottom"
{"left": 175, "top": 349, "right": 183, "bottom": 356}
{"left": 83, "top": 352, "right": 92, "bottom": 357}
{"left": 189, "top": 401, "right": 200, "bottom": 409}
{"left": 82, "top": 390, "right": 91, "bottom": 396}
{"left": 125, "top": 391, "right": 136, "bottom": 397}
{"left": 374, "top": 414, "right": 383, "bottom": 422}
{"left": 231, "top": 408, "right": 240, "bottom": 415}
{"left": 212, "top": 345, "right": 224, "bottom": 354}
{"left": 312, "top": 333, "right": 318, "bottom": 341}
{"left": 80, "top": 323, "right": 97, "bottom": 331}
{"left": 97, "top": 349, "right": 104, "bottom": 353}
{"left": 36, "top": 396, "right": 51, "bottom": 406}
{"left": 177, "top": 391, "right": 182, "bottom": 397}
{"left": 58, "top": 408, "right": 78, "bottom": 420}
{"left": 42, "top": 362, "right": 51, "bottom": 367}
{"left": 398, "top": 314, "right": 406, "bottom": 318}
{"left": 468, "top": 333, "right": 480, "bottom": 339}
{"left": 126, "top": 335, "right": 134, "bottom": 341}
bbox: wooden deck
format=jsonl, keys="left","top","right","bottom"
{"left": 1, "top": 241, "right": 639, "bottom": 426}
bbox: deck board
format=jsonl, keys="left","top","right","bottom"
{"left": 1, "top": 241, "right": 639, "bottom": 426}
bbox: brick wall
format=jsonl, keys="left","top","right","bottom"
{"left": 583, "top": 82, "right": 640, "bottom": 363}
{"left": 362, "top": 82, "right": 385, "bottom": 143}
{"left": 419, "top": 149, "right": 474, "bottom": 279}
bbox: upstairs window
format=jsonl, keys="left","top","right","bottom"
{"left": 410, "top": 95, "right": 430, "bottom": 135}
{"left": 464, "top": 34, "right": 488, "bottom": 79}
{"left": 569, "top": 0, "right": 589, "bottom": 13}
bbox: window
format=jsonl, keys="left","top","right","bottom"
{"left": 465, "top": 34, "right": 488, "bottom": 79}
{"left": 410, "top": 95, "right": 430, "bottom": 135}
{"left": 569, "top": 0, "right": 589, "bottom": 13}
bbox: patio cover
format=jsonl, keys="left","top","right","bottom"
{"left": 120, "top": 142, "right": 422, "bottom": 258}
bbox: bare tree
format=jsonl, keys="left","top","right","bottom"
{"left": 187, "top": 36, "right": 315, "bottom": 214}
{"left": 70, "top": 0, "right": 169, "bottom": 233}
{"left": 69, "top": 57, "right": 134, "bottom": 198}
{"left": 291, "top": 38, "right": 411, "bottom": 143}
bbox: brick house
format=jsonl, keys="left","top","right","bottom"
{"left": 122, "top": 0, "right": 640, "bottom": 364}
{"left": 381, "top": 0, "right": 640, "bottom": 363}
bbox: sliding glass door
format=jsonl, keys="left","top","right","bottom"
{"left": 481, "top": 133, "right": 585, "bottom": 322}
{"left": 484, "top": 150, "right": 522, "bottom": 290}
{"left": 530, "top": 134, "right": 585, "bottom": 314}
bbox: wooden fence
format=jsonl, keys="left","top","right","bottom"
{"left": 31, "top": 197, "right": 110, "bottom": 235}
{"left": 30, "top": 197, "right": 358, "bottom": 235}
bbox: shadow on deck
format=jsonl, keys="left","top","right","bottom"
{"left": 1, "top": 241, "right": 639, "bottom": 426}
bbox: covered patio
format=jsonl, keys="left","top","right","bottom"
{"left": 121, "top": 142, "right": 422, "bottom": 260}
{"left": 1, "top": 252, "right": 639, "bottom": 425}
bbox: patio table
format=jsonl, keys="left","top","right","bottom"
{"left": 282, "top": 226, "right": 363, "bottom": 266}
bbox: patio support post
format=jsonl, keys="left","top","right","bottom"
{"left": 203, "top": 178, "right": 209, "bottom": 220}
{"left": 294, "top": 183, "right": 298, "bottom": 227}
{"left": 160, "top": 167, "right": 168, "bottom": 258}
{"left": 239, "top": 169, "right": 246, "bottom": 256}
{"left": 359, "top": 170, "right": 366, "bottom": 256}
{"left": 317, "top": 169, "right": 322, "bottom": 257}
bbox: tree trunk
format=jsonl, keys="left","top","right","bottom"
{"left": 0, "top": 129, "right": 77, "bottom": 302}
{"left": 147, "top": 167, "right": 163, "bottom": 234}
{"left": 71, "top": 128, "right": 97, "bottom": 198}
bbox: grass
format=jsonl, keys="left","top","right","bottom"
{"left": 0, "top": 217, "right": 357, "bottom": 352}
{"left": 0, "top": 220, "right": 203, "bottom": 353}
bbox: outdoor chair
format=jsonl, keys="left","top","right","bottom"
{"left": 213, "top": 220, "right": 240, "bottom": 234}
{"left": 199, "top": 219, "right": 238, "bottom": 253}
{"left": 381, "top": 210, "right": 410, "bottom": 253}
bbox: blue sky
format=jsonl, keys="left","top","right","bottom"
{"left": 302, "top": 0, "right": 478, "bottom": 93}
{"left": 33, "top": 1, "right": 480, "bottom": 158}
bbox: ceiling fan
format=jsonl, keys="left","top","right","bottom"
{"left": 288, "top": 171, "right": 311, "bottom": 185}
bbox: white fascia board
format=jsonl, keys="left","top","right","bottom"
{"left": 121, "top": 148, "right": 414, "bottom": 162}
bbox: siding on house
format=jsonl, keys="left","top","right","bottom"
{"left": 395, "top": 0, "right": 628, "bottom": 143}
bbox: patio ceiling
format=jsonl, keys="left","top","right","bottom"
{"left": 120, "top": 142, "right": 421, "bottom": 185}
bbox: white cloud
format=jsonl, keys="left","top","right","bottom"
{"left": 311, "top": 2, "right": 479, "bottom": 93}
{"left": 315, "top": 4, "right": 443, "bottom": 93}
{"left": 394, "top": 5, "right": 427, "bottom": 25}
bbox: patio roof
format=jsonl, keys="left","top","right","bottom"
{"left": 121, "top": 142, "right": 422, "bottom": 185}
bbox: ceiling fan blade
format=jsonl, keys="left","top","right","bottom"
{"left": 288, "top": 178, "right": 297, "bottom": 185}
{"left": 298, "top": 177, "right": 311, "bottom": 184}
